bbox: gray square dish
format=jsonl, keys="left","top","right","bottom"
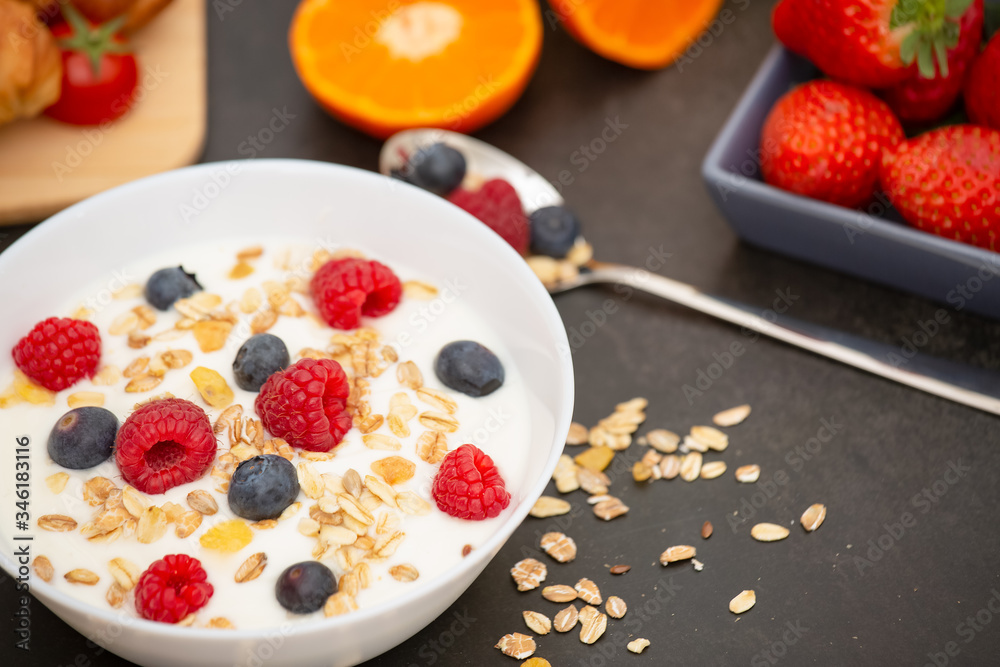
{"left": 702, "top": 44, "right": 1000, "bottom": 321}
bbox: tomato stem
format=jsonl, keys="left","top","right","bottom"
{"left": 58, "top": 5, "right": 131, "bottom": 78}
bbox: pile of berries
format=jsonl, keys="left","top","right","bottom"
{"left": 764, "top": 0, "right": 1000, "bottom": 251}
{"left": 392, "top": 142, "right": 584, "bottom": 260}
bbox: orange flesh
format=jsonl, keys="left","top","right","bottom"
{"left": 555, "top": 0, "right": 725, "bottom": 70}
{"left": 290, "top": 0, "right": 542, "bottom": 138}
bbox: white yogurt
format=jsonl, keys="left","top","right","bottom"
{"left": 0, "top": 237, "right": 532, "bottom": 629}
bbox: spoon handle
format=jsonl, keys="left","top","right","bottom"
{"left": 566, "top": 262, "right": 1000, "bottom": 416}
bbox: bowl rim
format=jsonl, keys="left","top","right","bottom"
{"left": 0, "top": 158, "right": 575, "bottom": 640}
{"left": 701, "top": 43, "right": 1000, "bottom": 271}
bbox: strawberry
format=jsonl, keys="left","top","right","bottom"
{"left": 880, "top": 0, "right": 984, "bottom": 124}
{"left": 880, "top": 125, "right": 1000, "bottom": 251}
{"left": 773, "top": 0, "right": 977, "bottom": 90}
{"left": 760, "top": 80, "right": 904, "bottom": 208}
{"left": 964, "top": 31, "right": 1000, "bottom": 130}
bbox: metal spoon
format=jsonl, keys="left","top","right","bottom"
{"left": 379, "top": 129, "right": 1000, "bottom": 417}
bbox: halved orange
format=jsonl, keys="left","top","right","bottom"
{"left": 551, "top": 0, "right": 723, "bottom": 70}
{"left": 289, "top": 0, "right": 543, "bottom": 139}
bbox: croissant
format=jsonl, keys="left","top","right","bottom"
{"left": 0, "top": 0, "right": 61, "bottom": 126}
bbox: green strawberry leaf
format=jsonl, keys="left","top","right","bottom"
{"left": 917, "top": 39, "right": 936, "bottom": 76}
{"left": 934, "top": 37, "right": 950, "bottom": 74}
{"left": 944, "top": 0, "right": 974, "bottom": 19}
{"left": 900, "top": 30, "right": 921, "bottom": 63}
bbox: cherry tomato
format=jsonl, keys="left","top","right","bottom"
{"left": 45, "top": 8, "right": 139, "bottom": 126}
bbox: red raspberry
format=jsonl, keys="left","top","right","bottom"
{"left": 12, "top": 317, "right": 101, "bottom": 391}
{"left": 255, "top": 358, "right": 352, "bottom": 452}
{"left": 311, "top": 258, "right": 402, "bottom": 330}
{"left": 115, "top": 398, "right": 217, "bottom": 494}
{"left": 447, "top": 179, "right": 530, "bottom": 255}
{"left": 432, "top": 444, "right": 511, "bottom": 521}
{"left": 134, "top": 554, "right": 214, "bottom": 623}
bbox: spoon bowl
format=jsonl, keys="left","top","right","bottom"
{"left": 378, "top": 129, "right": 1000, "bottom": 417}
{"left": 380, "top": 129, "right": 563, "bottom": 213}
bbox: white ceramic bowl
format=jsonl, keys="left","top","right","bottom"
{"left": 0, "top": 160, "right": 573, "bottom": 667}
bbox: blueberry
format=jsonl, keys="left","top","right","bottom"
{"left": 275, "top": 561, "right": 337, "bottom": 614}
{"left": 227, "top": 455, "right": 299, "bottom": 521}
{"left": 434, "top": 341, "right": 505, "bottom": 398}
{"left": 233, "top": 334, "right": 290, "bottom": 392}
{"left": 47, "top": 407, "right": 119, "bottom": 469}
{"left": 393, "top": 143, "right": 467, "bottom": 196}
{"left": 529, "top": 206, "right": 581, "bottom": 258}
{"left": 145, "top": 266, "right": 202, "bottom": 311}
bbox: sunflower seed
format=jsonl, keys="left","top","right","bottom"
{"left": 800, "top": 504, "right": 827, "bottom": 532}
{"left": 187, "top": 490, "right": 219, "bottom": 515}
{"left": 553, "top": 604, "right": 579, "bottom": 632}
{"left": 542, "top": 585, "right": 578, "bottom": 603}
{"left": 660, "top": 545, "right": 696, "bottom": 564}
{"left": 33, "top": 555, "right": 54, "bottom": 582}
{"left": 495, "top": 633, "right": 536, "bottom": 660}
{"left": 627, "top": 638, "right": 651, "bottom": 654}
{"left": 530, "top": 496, "right": 571, "bottom": 518}
{"left": 38, "top": 515, "right": 77, "bottom": 532}
{"left": 106, "top": 582, "right": 126, "bottom": 608}
{"left": 735, "top": 464, "right": 761, "bottom": 483}
{"left": 606, "top": 596, "right": 627, "bottom": 618}
{"left": 751, "top": 523, "right": 790, "bottom": 542}
{"left": 235, "top": 552, "right": 267, "bottom": 583}
{"left": 511, "top": 558, "right": 547, "bottom": 591}
{"left": 730, "top": 589, "right": 756, "bottom": 614}
{"left": 65, "top": 569, "right": 99, "bottom": 585}
{"left": 522, "top": 611, "right": 551, "bottom": 635}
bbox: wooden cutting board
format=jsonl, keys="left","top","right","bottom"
{"left": 0, "top": 0, "right": 206, "bottom": 225}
